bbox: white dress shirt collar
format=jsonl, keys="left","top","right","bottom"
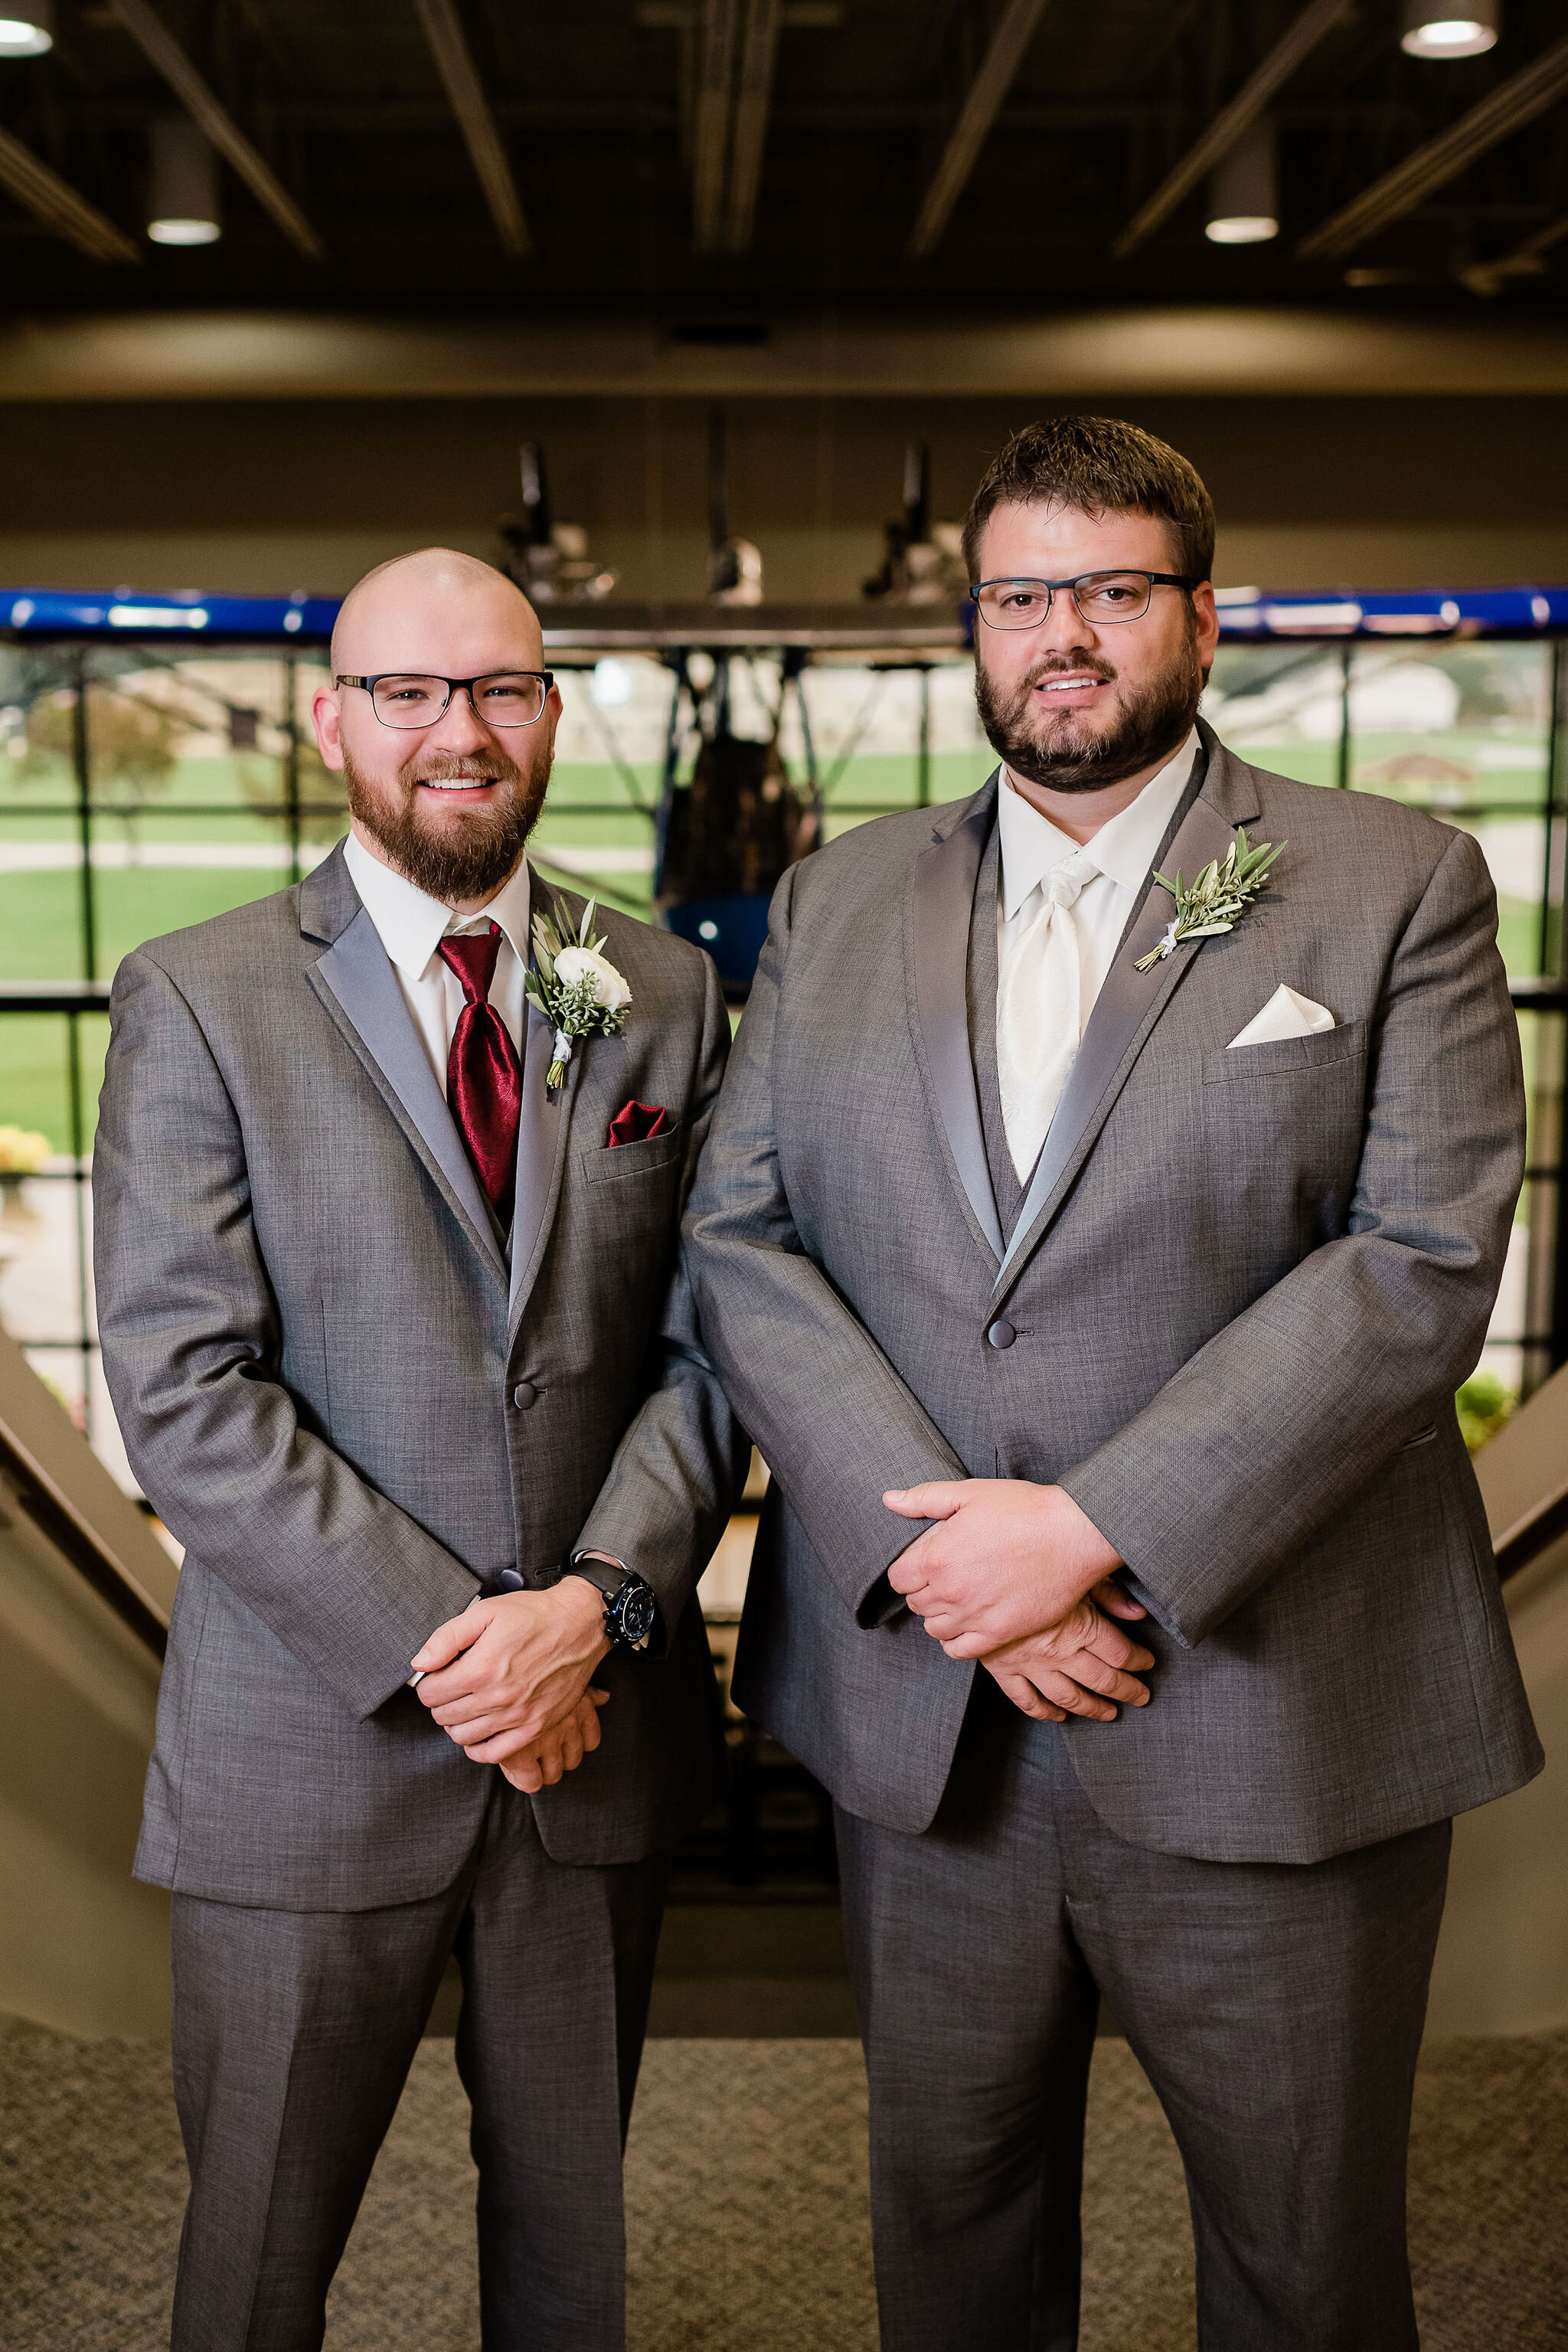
{"left": 342, "top": 829, "right": 532, "bottom": 979}
{"left": 997, "top": 727, "right": 1200, "bottom": 923}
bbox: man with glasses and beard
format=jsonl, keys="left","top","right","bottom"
{"left": 94, "top": 549, "right": 745, "bottom": 2350}
{"left": 685, "top": 420, "right": 1540, "bottom": 2349}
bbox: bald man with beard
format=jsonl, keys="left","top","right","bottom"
{"left": 93, "top": 551, "right": 745, "bottom": 2351}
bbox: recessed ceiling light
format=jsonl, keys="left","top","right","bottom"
{"left": 147, "top": 219, "right": 222, "bottom": 246}
{"left": 1206, "top": 216, "right": 1278, "bottom": 245}
{"left": 1400, "top": 2, "right": 1499, "bottom": 58}
{"left": 0, "top": 5, "right": 52, "bottom": 56}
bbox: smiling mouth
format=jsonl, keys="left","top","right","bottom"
{"left": 418, "top": 775, "right": 500, "bottom": 792}
{"left": 1037, "top": 672, "right": 1109, "bottom": 694}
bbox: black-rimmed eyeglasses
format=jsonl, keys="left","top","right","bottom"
{"left": 970, "top": 573, "right": 1199, "bottom": 630}
{"left": 335, "top": 671, "right": 556, "bottom": 729}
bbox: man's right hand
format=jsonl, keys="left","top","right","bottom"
{"left": 978, "top": 1596, "right": 1155, "bottom": 1725}
{"left": 497, "top": 1688, "right": 609, "bottom": 1794}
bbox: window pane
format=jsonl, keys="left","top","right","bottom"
{"left": 1202, "top": 647, "right": 1346, "bottom": 789}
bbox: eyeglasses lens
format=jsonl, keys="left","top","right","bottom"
{"left": 977, "top": 573, "right": 1155, "bottom": 629}
{"left": 371, "top": 674, "right": 547, "bottom": 728}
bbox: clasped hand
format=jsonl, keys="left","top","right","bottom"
{"left": 884, "top": 1478, "right": 1155, "bottom": 1725}
{"left": 411, "top": 1579, "right": 611, "bottom": 1794}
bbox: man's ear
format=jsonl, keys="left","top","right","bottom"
{"left": 311, "top": 684, "right": 345, "bottom": 773}
{"left": 1190, "top": 580, "right": 1220, "bottom": 670}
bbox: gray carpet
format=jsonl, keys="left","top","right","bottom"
{"left": 2, "top": 2021, "right": 1565, "bottom": 2349}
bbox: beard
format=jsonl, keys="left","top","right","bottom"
{"left": 341, "top": 740, "right": 550, "bottom": 903}
{"left": 975, "top": 623, "right": 1205, "bottom": 795}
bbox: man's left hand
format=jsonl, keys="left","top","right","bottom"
{"left": 411, "top": 1579, "right": 611, "bottom": 1758}
{"left": 884, "top": 1478, "right": 1145, "bottom": 1654}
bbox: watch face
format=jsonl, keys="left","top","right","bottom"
{"left": 617, "top": 1581, "right": 658, "bottom": 1645}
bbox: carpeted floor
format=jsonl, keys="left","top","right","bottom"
{"left": 2, "top": 2023, "right": 1565, "bottom": 2349}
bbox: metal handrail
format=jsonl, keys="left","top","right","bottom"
{"left": 0, "top": 979, "right": 1558, "bottom": 1018}
{"left": 0, "top": 1421, "right": 167, "bottom": 1657}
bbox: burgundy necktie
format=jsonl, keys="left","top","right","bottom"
{"left": 437, "top": 925, "right": 522, "bottom": 1227}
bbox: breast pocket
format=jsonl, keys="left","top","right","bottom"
{"left": 580, "top": 1125, "right": 685, "bottom": 1186}
{"left": 577, "top": 1123, "right": 688, "bottom": 1249}
{"left": 1200, "top": 1019, "right": 1369, "bottom": 1250}
{"left": 1202, "top": 1017, "right": 1369, "bottom": 1086}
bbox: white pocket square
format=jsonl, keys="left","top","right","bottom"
{"left": 1227, "top": 983, "right": 1335, "bottom": 1050}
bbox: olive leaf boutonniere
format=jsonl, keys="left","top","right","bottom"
{"left": 1135, "top": 828, "right": 1285, "bottom": 974}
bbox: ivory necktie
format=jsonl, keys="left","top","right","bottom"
{"left": 996, "top": 846, "right": 1100, "bottom": 1184}
{"left": 437, "top": 925, "right": 523, "bottom": 1225}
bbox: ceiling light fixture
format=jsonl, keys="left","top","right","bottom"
{"left": 1206, "top": 119, "right": 1279, "bottom": 244}
{"left": 0, "top": 3, "right": 52, "bottom": 56}
{"left": 147, "top": 118, "right": 220, "bottom": 246}
{"left": 1400, "top": 1, "right": 1499, "bottom": 59}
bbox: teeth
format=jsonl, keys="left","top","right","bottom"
{"left": 1043, "top": 678, "right": 1095, "bottom": 691}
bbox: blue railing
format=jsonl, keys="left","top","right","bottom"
{"left": 6, "top": 583, "right": 1568, "bottom": 646}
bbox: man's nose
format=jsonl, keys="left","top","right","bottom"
{"left": 1034, "top": 588, "right": 1098, "bottom": 658}
{"left": 425, "top": 684, "right": 492, "bottom": 750}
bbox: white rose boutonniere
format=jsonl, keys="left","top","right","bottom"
{"left": 524, "top": 894, "right": 633, "bottom": 1094}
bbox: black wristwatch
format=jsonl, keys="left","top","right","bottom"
{"left": 567, "top": 1557, "right": 658, "bottom": 1651}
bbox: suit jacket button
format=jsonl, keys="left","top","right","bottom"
{"left": 986, "top": 1320, "right": 1016, "bottom": 1350}
{"left": 511, "top": 1381, "right": 539, "bottom": 1410}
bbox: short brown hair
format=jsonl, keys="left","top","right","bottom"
{"left": 962, "top": 415, "right": 1216, "bottom": 586}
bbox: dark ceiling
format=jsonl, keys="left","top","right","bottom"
{"left": 2, "top": 0, "right": 1566, "bottom": 320}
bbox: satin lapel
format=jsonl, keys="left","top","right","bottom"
{"left": 507, "top": 999, "right": 585, "bottom": 1334}
{"left": 908, "top": 782, "right": 1005, "bottom": 1266}
{"left": 991, "top": 786, "right": 1242, "bottom": 1301}
{"left": 309, "top": 906, "right": 508, "bottom": 1285}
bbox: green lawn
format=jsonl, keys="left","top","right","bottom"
{"left": 0, "top": 737, "right": 1553, "bottom": 1152}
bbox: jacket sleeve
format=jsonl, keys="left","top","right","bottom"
{"left": 683, "top": 865, "right": 970, "bottom": 1625}
{"left": 572, "top": 949, "right": 752, "bottom": 1648}
{"left": 1059, "top": 824, "right": 1525, "bottom": 1648}
{"left": 93, "top": 947, "right": 479, "bottom": 1720}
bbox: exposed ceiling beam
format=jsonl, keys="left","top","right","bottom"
{"left": 648, "top": 0, "right": 838, "bottom": 250}
{"left": 906, "top": 0, "right": 1050, "bottom": 260}
{"left": 412, "top": 0, "right": 530, "bottom": 259}
{"left": 1298, "top": 30, "right": 1568, "bottom": 263}
{"left": 725, "top": 0, "right": 781, "bottom": 252}
{"left": 109, "top": 0, "right": 325, "bottom": 260}
{"left": 1111, "top": 0, "right": 1351, "bottom": 261}
{"left": 0, "top": 128, "right": 139, "bottom": 263}
{"left": 693, "top": 0, "right": 742, "bottom": 253}
{"left": 1460, "top": 212, "right": 1568, "bottom": 296}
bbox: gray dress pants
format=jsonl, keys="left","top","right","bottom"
{"left": 835, "top": 1674, "right": 1450, "bottom": 2352}
{"left": 168, "top": 1773, "right": 668, "bottom": 2352}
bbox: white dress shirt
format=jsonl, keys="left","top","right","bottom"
{"left": 995, "top": 729, "right": 1199, "bottom": 1182}
{"left": 343, "top": 830, "right": 531, "bottom": 1096}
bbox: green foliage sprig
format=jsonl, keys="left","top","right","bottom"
{"left": 1135, "top": 828, "right": 1285, "bottom": 973}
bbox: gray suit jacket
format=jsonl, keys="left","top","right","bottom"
{"left": 686, "top": 725, "right": 1544, "bottom": 1864}
{"left": 94, "top": 844, "right": 746, "bottom": 1909}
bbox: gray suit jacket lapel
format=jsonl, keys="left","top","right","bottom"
{"left": 909, "top": 779, "right": 1006, "bottom": 1266}
{"left": 507, "top": 999, "right": 583, "bottom": 1331}
{"left": 993, "top": 731, "right": 1259, "bottom": 1301}
{"left": 302, "top": 857, "right": 508, "bottom": 1286}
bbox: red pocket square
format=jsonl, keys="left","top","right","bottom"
{"left": 608, "top": 1099, "right": 670, "bottom": 1148}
